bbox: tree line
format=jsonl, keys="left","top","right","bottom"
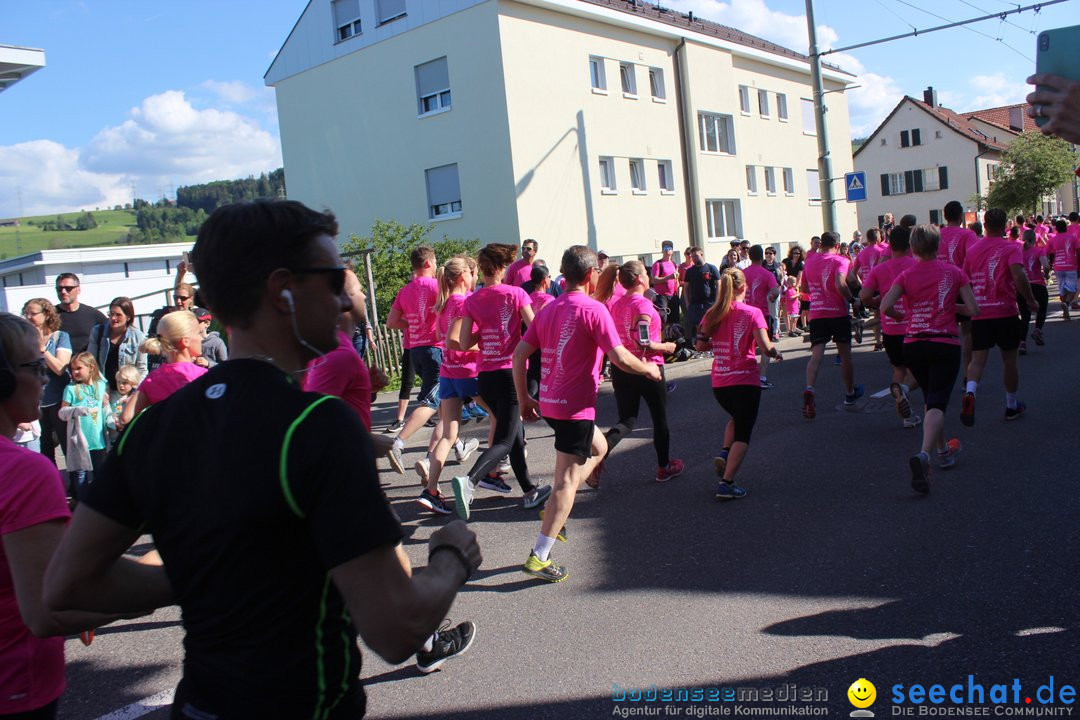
{"left": 175, "top": 169, "right": 286, "bottom": 214}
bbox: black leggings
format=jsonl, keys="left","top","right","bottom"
{"left": 468, "top": 370, "right": 534, "bottom": 493}
{"left": 526, "top": 349, "right": 542, "bottom": 400}
{"left": 604, "top": 366, "right": 670, "bottom": 466}
{"left": 902, "top": 341, "right": 961, "bottom": 412}
{"left": 1019, "top": 284, "right": 1049, "bottom": 340}
{"left": 397, "top": 348, "right": 415, "bottom": 401}
{"left": 711, "top": 385, "right": 761, "bottom": 444}
{"left": 38, "top": 403, "right": 62, "bottom": 466}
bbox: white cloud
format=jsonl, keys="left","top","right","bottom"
{"left": 967, "top": 73, "right": 1028, "bottom": 110}
{"left": 0, "top": 90, "right": 282, "bottom": 218}
{"left": 202, "top": 80, "right": 259, "bottom": 104}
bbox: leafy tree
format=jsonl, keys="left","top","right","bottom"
{"left": 986, "top": 132, "right": 1078, "bottom": 215}
{"left": 176, "top": 169, "right": 287, "bottom": 214}
{"left": 75, "top": 211, "right": 98, "bottom": 231}
{"left": 340, "top": 219, "right": 480, "bottom": 322}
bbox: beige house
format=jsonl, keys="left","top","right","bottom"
{"left": 854, "top": 88, "right": 1079, "bottom": 231}
{"left": 265, "top": 0, "right": 858, "bottom": 264}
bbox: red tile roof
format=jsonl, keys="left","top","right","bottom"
{"left": 910, "top": 98, "right": 1009, "bottom": 151}
{"left": 964, "top": 103, "right": 1038, "bottom": 134}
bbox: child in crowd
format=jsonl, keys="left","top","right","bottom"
{"left": 59, "top": 352, "right": 109, "bottom": 497}
{"left": 782, "top": 276, "right": 800, "bottom": 337}
{"left": 106, "top": 364, "right": 140, "bottom": 447}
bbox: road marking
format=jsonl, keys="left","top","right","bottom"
{"left": 95, "top": 689, "right": 175, "bottom": 720}
{"left": 870, "top": 387, "right": 892, "bottom": 399}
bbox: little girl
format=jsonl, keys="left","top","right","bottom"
{"left": 60, "top": 352, "right": 109, "bottom": 498}
{"left": 782, "top": 276, "right": 800, "bottom": 336}
{"left": 106, "top": 364, "right": 140, "bottom": 447}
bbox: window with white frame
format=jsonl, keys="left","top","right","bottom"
{"left": 332, "top": 0, "right": 361, "bottom": 41}
{"left": 739, "top": 85, "right": 751, "bottom": 114}
{"left": 806, "top": 169, "right": 821, "bottom": 202}
{"left": 657, "top": 160, "right": 674, "bottom": 192}
{"left": 745, "top": 165, "right": 758, "bottom": 195}
{"left": 620, "top": 63, "right": 637, "bottom": 96}
{"left": 764, "top": 167, "right": 777, "bottom": 195}
{"left": 376, "top": 0, "right": 406, "bottom": 25}
{"left": 649, "top": 67, "right": 665, "bottom": 100}
{"left": 599, "top": 157, "right": 617, "bottom": 192}
{"left": 888, "top": 172, "right": 906, "bottom": 195}
{"left": 415, "top": 57, "right": 450, "bottom": 116}
{"left": 921, "top": 167, "right": 940, "bottom": 191}
{"left": 706, "top": 199, "right": 742, "bottom": 240}
{"left": 758, "top": 89, "right": 770, "bottom": 117}
{"left": 629, "top": 159, "right": 646, "bottom": 192}
{"left": 589, "top": 56, "right": 606, "bottom": 91}
{"left": 426, "top": 163, "right": 461, "bottom": 219}
{"left": 777, "top": 93, "right": 788, "bottom": 120}
{"left": 782, "top": 167, "right": 794, "bottom": 195}
{"left": 801, "top": 98, "right": 816, "bottom": 135}
{"left": 698, "top": 112, "right": 735, "bottom": 154}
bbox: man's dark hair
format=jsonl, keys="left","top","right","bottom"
{"left": 983, "top": 208, "right": 1008, "bottom": 234}
{"left": 191, "top": 200, "right": 338, "bottom": 329}
{"left": 1056, "top": 219, "right": 1069, "bottom": 233}
{"left": 888, "top": 225, "right": 911, "bottom": 253}
{"left": 749, "top": 245, "right": 764, "bottom": 262}
{"left": 943, "top": 201, "right": 964, "bottom": 223}
{"left": 522, "top": 238, "right": 538, "bottom": 251}
{"left": 970, "top": 221, "right": 983, "bottom": 237}
{"left": 1015, "top": 215, "right": 1026, "bottom": 226}
{"left": 899, "top": 214, "right": 917, "bottom": 228}
{"left": 560, "top": 245, "right": 598, "bottom": 284}
{"left": 530, "top": 264, "right": 549, "bottom": 285}
{"left": 1069, "top": 212, "right": 1079, "bottom": 223}
{"left": 866, "top": 228, "right": 880, "bottom": 243}
{"left": 55, "top": 272, "right": 80, "bottom": 287}
{"left": 820, "top": 231, "right": 839, "bottom": 249}
{"left": 410, "top": 246, "right": 435, "bottom": 270}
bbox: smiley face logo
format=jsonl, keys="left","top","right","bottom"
{"left": 848, "top": 679, "right": 877, "bottom": 709}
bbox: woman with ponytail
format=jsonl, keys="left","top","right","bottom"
{"left": 694, "top": 268, "right": 781, "bottom": 500}
{"left": 119, "top": 310, "right": 206, "bottom": 428}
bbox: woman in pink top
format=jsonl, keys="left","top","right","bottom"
{"left": 120, "top": 310, "right": 207, "bottom": 427}
{"left": 603, "top": 261, "right": 682, "bottom": 484}
{"left": 694, "top": 268, "right": 782, "bottom": 501}
{"left": 449, "top": 243, "right": 548, "bottom": 520}
{"left": 881, "top": 225, "right": 979, "bottom": 495}
{"left": 1020, "top": 228, "right": 1050, "bottom": 351}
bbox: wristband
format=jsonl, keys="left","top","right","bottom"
{"left": 429, "top": 544, "right": 473, "bottom": 582}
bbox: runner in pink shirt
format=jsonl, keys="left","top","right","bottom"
{"left": 860, "top": 225, "right": 920, "bottom": 428}
{"left": 881, "top": 224, "right": 978, "bottom": 494}
{"left": 960, "top": 209, "right": 1038, "bottom": 426}
{"left": 600, "top": 260, "right": 681, "bottom": 485}
{"left": 503, "top": 238, "right": 538, "bottom": 287}
{"left": 692, "top": 267, "right": 782, "bottom": 500}
{"left": 1019, "top": 228, "right": 1050, "bottom": 352}
{"left": 512, "top": 246, "right": 660, "bottom": 583}
{"left": 847, "top": 227, "right": 885, "bottom": 348}
{"left": 800, "top": 232, "right": 861, "bottom": 419}
{"left": 1050, "top": 217, "right": 1079, "bottom": 318}
{"left": 450, "top": 244, "right": 548, "bottom": 520}
{"left": 650, "top": 241, "right": 681, "bottom": 330}
{"left": 938, "top": 201, "right": 980, "bottom": 379}
{"left": 741, "top": 246, "right": 780, "bottom": 388}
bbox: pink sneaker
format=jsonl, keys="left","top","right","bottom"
{"left": 656, "top": 458, "right": 685, "bottom": 483}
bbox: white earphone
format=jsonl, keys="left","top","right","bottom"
{"left": 280, "top": 288, "right": 294, "bottom": 310}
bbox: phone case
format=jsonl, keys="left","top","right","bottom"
{"left": 1035, "top": 24, "right": 1080, "bottom": 127}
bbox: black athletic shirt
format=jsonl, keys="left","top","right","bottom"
{"left": 58, "top": 303, "right": 107, "bottom": 354}
{"left": 83, "top": 359, "right": 402, "bottom": 719}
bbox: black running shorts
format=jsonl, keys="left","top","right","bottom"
{"left": 544, "top": 417, "right": 595, "bottom": 459}
{"left": 971, "top": 316, "right": 1022, "bottom": 352}
{"left": 808, "top": 316, "right": 852, "bottom": 346}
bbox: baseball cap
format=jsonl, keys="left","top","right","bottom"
{"left": 193, "top": 307, "right": 212, "bottom": 322}
{"left": 597, "top": 249, "right": 609, "bottom": 258}
{"left": 661, "top": 240, "right": 673, "bottom": 250}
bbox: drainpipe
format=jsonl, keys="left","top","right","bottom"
{"left": 673, "top": 38, "right": 700, "bottom": 247}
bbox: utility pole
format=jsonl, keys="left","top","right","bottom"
{"left": 806, "top": 0, "right": 837, "bottom": 234}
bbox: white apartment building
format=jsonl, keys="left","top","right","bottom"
{"left": 854, "top": 88, "right": 1079, "bottom": 231}
{"left": 265, "top": 0, "right": 859, "bottom": 265}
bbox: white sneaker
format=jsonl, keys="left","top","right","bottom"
{"left": 454, "top": 438, "right": 480, "bottom": 464}
{"left": 497, "top": 457, "right": 512, "bottom": 474}
{"left": 903, "top": 414, "right": 922, "bottom": 429}
{"left": 415, "top": 457, "right": 430, "bottom": 485}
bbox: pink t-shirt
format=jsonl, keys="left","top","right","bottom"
{"left": 1052, "top": 231, "right": 1078, "bottom": 272}
{"left": 391, "top": 275, "right": 440, "bottom": 349}
{"left": 462, "top": 284, "right": 531, "bottom": 373}
{"left": 438, "top": 293, "right": 478, "bottom": 380}
{"left": 853, "top": 243, "right": 883, "bottom": 282}
{"left": 139, "top": 361, "right": 207, "bottom": 405}
{"left": 963, "top": 236, "right": 1023, "bottom": 319}
{"left": 938, "top": 226, "right": 977, "bottom": 268}
{"left": 0, "top": 437, "right": 69, "bottom": 714}
{"left": 530, "top": 290, "right": 554, "bottom": 318}
{"left": 893, "top": 260, "right": 970, "bottom": 345}
{"left": 707, "top": 302, "right": 767, "bottom": 388}
{"left": 651, "top": 260, "right": 678, "bottom": 296}
{"left": 782, "top": 286, "right": 799, "bottom": 317}
{"left": 742, "top": 264, "right": 778, "bottom": 315}
{"left": 522, "top": 291, "right": 622, "bottom": 421}
{"left": 304, "top": 331, "right": 373, "bottom": 431}
{"left": 1024, "top": 245, "right": 1047, "bottom": 285}
{"left": 863, "top": 255, "right": 916, "bottom": 335}
{"left": 610, "top": 292, "right": 664, "bottom": 364}
{"left": 803, "top": 251, "right": 851, "bottom": 320}
{"left": 504, "top": 259, "right": 533, "bottom": 287}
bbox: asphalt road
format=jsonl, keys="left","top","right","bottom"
{"left": 60, "top": 309, "right": 1080, "bottom": 719}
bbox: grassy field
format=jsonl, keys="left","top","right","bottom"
{"left": 0, "top": 209, "right": 138, "bottom": 259}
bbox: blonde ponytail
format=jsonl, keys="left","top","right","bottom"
{"left": 436, "top": 257, "right": 468, "bottom": 312}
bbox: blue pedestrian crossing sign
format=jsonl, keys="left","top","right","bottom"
{"left": 845, "top": 171, "right": 867, "bottom": 202}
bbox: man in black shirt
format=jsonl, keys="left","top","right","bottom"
{"left": 682, "top": 246, "right": 720, "bottom": 335}
{"left": 45, "top": 200, "right": 482, "bottom": 719}
{"left": 55, "top": 272, "right": 107, "bottom": 353}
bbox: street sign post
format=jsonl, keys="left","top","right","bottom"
{"left": 845, "top": 171, "right": 867, "bottom": 203}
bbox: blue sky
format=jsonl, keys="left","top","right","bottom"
{"left": 1, "top": 0, "right": 1073, "bottom": 217}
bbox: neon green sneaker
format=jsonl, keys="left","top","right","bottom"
{"left": 537, "top": 509, "right": 567, "bottom": 542}
{"left": 522, "top": 552, "right": 569, "bottom": 582}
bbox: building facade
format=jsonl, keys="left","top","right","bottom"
{"left": 265, "top": 0, "right": 858, "bottom": 265}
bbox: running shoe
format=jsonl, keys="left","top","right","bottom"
{"left": 937, "top": 439, "right": 961, "bottom": 470}
{"left": 902, "top": 414, "right": 922, "bottom": 429}
{"left": 788, "top": 331, "right": 800, "bottom": 338}
{"left": 715, "top": 481, "right": 748, "bottom": 500}
{"left": 760, "top": 378, "right": 775, "bottom": 389}
{"left": 843, "top": 384, "right": 865, "bottom": 406}
{"left": 416, "top": 620, "right": 476, "bottom": 674}
{"left": 1062, "top": 302, "right": 1071, "bottom": 321}
{"left": 417, "top": 489, "right": 453, "bottom": 515}
{"left": 666, "top": 381, "right": 677, "bottom": 393}
{"left": 450, "top": 476, "right": 474, "bottom": 521}
{"left": 713, "top": 453, "right": 728, "bottom": 477}
{"left": 1019, "top": 341, "right": 1027, "bottom": 356}
{"left": 460, "top": 408, "right": 471, "bottom": 425}
{"left": 960, "top": 392, "right": 976, "bottom": 427}
{"left": 387, "top": 445, "right": 405, "bottom": 475}
{"left": 909, "top": 452, "right": 930, "bottom": 495}
{"left": 384, "top": 419, "right": 405, "bottom": 433}
{"left": 522, "top": 552, "right": 569, "bottom": 582}
{"left": 655, "top": 458, "right": 684, "bottom": 483}
{"left": 537, "top": 508, "right": 567, "bottom": 541}
{"left": 1005, "top": 401, "right": 1026, "bottom": 421}
{"left": 802, "top": 389, "right": 816, "bottom": 419}
{"left": 496, "top": 457, "right": 512, "bottom": 475}
{"left": 454, "top": 438, "right": 480, "bottom": 464}
{"left": 853, "top": 320, "right": 864, "bottom": 344}
{"left": 466, "top": 403, "right": 488, "bottom": 420}
{"left": 585, "top": 456, "right": 605, "bottom": 489}
{"left": 477, "top": 474, "right": 512, "bottom": 493}
{"left": 890, "top": 382, "right": 911, "bottom": 419}
{"left": 1032, "top": 327, "right": 1045, "bottom": 346}
{"left": 522, "top": 484, "right": 552, "bottom": 509}
{"left": 415, "top": 456, "right": 430, "bottom": 485}
{"left": 425, "top": 415, "right": 438, "bottom": 428}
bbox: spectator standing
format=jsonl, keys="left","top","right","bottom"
{"left": 683, "top": 247, "right": 720, "bottom": 339}
{"left": 192, "top": 308, "right": 228, "bottom": 368}
{"left": 21, "top": 298, "right": 71, "bottom": 468}
{"left": 650, "top": 241, "right": 680, "bottom": 329}
{"left": 87, "top": 297, "right": 147, "bottom": 394}
{"left": 54, "top": 273, "right": 106, "bottom": 355}
{"left": 504, "top": 239, "right": 539, "bottom": 287}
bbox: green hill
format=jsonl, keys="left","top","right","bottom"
{"left": 0, "top": 209, "right": 138, "bottom": 259}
